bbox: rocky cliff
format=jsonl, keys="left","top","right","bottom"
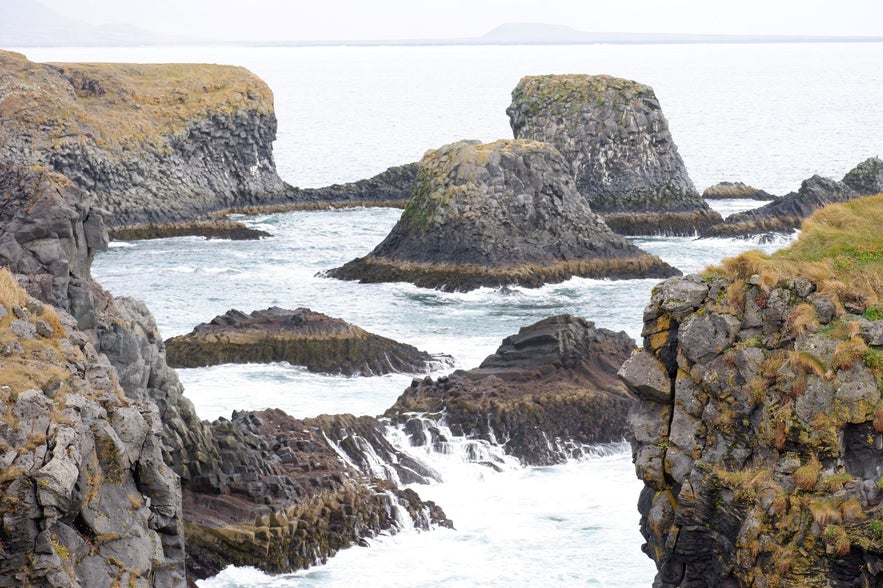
{"left": 328, "top": 139, "right": 679, "bottom": 291}
{"left": 507, "top": 74, "right": 721, "bottom": 236}
{"left": 0, "top": 50, "right": 294, "bottom": 228}
{"left": 0, "top": 160, "right": 450, "bottom": 582}
{"left": 386, "top": 314, "right": 637, "bottom": 465}
{"left": 702, "top": 158, "right": 883, "bottom": 239}
{"left": 621, "top": 194, "right": 883, "bottom": 586}
{"left": 165, "top": 306, "right": 448, "bottom": 376}
{"left": 702, "top": 182, "right": 776, "bottom": 201}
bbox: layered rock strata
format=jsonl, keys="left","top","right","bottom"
{"left": 385, "top": 314, "right": 637, "bottom": 465}
{"left": 703, "top": 158, "right": 883, "bottom": 238}
{"left": 328, "top": 139, "right": 679, "bottom": 292}
{"left": 0, "top": 50, "right": 294, "bottom": 228}
{"left": 165, "top": 307, "right": 447, "bottom": 376}
{"left": 621, "top": 272, "right": 883, "bottom": 586}
{"left": 507, "top": 74, "right": 721, "bottom": 235}
{"left": 702, "top": 182, "right": 775, "bottom": 201}
{"left": 0, "top": 161, "right": 449, "bottom": 582}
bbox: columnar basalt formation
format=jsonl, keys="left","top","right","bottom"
{"left": 165, "top": 307, "right": 448, "bottom": 376}
{"left": 506, "top": 74, "right": 721, "bottom": 235}
{"left": 0, "top": 50, "right": 294, "bottom": 228}
{"left": 328, "top": 139, "right": 679, "bottom": 291}
{"left": 702, "top": 158, "right": 883, "bottom": 239}
{"left": 385, "top": 314, "right": 637, "bottom": 465}
{"left": 621, "top": 196, "right": 883, "bottom": 586}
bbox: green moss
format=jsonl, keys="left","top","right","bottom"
{"left": 864, "top": 305, "right": 883, "bottom": 321}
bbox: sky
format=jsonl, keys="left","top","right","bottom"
{"left": 33, "top": 0, "right": 883, "bottom": 42}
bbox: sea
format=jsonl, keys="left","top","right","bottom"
{"left": 13, "top": 42, "right": 883, "bottom": 587}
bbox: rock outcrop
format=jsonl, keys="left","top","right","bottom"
{"left": 621, "top": 218, "right": 883, "bottom": 587}
{"left": 506, "top": 74, "right": 721, "bottom": 235}
{"left": 702, "top": 182, "right": 776, "bottom": 201}
{"left": 0, "top": 168, "right": 186, "bottom": 585}
{"left": 0, "top": 161, "right": 449, "bottom": 582}
{"left": 165, "top": 307, "right": 448, "bottom": 376}
{"left": 328, "top": 139, "right": 679, "bottom": 292}
{"left": 385, "top": 314, "right": 637, "bottom": 465}
{"left": 0, "top": 50, "right": 294, "bottom": 229}
{"left": 702, "top": 158, "right": 883, "bottom": 238}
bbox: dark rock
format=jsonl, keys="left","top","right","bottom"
{"left": 289, "top": 163, "right": 417, "bottom": 208}
{"left": 165, "top": 307, "right": 447, "bottom": 376}
{"left": 702, "top": 181, "right": 776, "bottom": 200}
{"left": 841, "top": 156, "right": 883, "bottom": 196}
{"left": 385, "top": 314, "right": 638, "bottom": 465}
{"left": 507, "top": 74, "right": 722, "bottom": 236}
{"left": 328, "top": 139, "right": 679, "bottom": 291}
{"left": 702, "top": 174, "right": 857, "bottom": 238}
{"left": 108, "top": 220, "right": 271, "bottom": 241}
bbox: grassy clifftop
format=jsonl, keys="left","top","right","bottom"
{"left": 0, "top": 49, "right": 274, "bottom": 152}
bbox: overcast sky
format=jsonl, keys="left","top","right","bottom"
{"left": 34, "top": 0, "right": 883, "bottom": 42}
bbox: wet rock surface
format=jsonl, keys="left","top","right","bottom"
{"left": 165, "top": 307, "right": 448, "bottom": 376}
{"left": 507, "top": 74, "right": 721, "bottom": 235}
{"left": 328, "top": 139, "right": 679, "bottom": 291}
{"left": 621, "top": 274, "right": 883, "bottom": 587}
{"left": 385, "top": 314, "right": 637, "bottom": 465}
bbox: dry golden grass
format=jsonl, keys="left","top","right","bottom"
{"left": 707, "top": 193, "right": 883, "bottom": 312}
{"left": 786, "top": 302, "right": 819, "bottom": 336}
{"left": 840, "top": 498, "right": 866, "bottom": 523}
{"left": 0, "top": 50, "right": 273, "bottom": 155}
{"left": 0, "top": 269, "right": 30, "bottom": 312}
{"left": 793, "top": 455, "right": 822, "bottom": 491}
{"left": 831, "top": 337, "right": 869, "bottom": 371}
{"left": 809, "top": 498, "right": 843, "bottom": 527}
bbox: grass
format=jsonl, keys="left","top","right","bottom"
{"left": 708, "top": 193, "right": 883, "bottom": 312}
{"left": 0, "top": 49, "right": 273, "bottom": 155}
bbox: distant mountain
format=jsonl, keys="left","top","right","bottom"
{"left": 0, "top": 0, "right": 192, "bottom": 47}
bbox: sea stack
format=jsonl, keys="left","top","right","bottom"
{"left": 328, "top": 139, "right": 679, "bottom": 292}
{"left": 507, "top": 74, "right": 721, "bottom": 235}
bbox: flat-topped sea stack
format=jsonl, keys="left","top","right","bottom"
{"left": 0, "top": 50, "right": 294, "bottom": 229}
{"left": 385, "top": 314, "right": 638, "bottom": 465}
{"left": 702, "top": 181, "right": 776, "bottom": 201}
{"left": 165, "top": 307, "right": 446, "bottom": 376}
{"left": 506, "top": 74, "right": 721, "bottom": 236}
{"left": 327, "top": 139, "right": 679, "bottom": 292}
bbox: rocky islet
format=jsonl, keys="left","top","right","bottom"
{"left": 328, "top": 139, "right": 679, "bottom": 291}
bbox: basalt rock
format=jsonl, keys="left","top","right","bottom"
{"left": 702, "top": 182, "right": 776, "bottom": 201}
{"left": 703, "top": 158, "right": 883, "bottom": 239}
{"left": 385, "top": 314, "right": 637, "bottom": 465}
{"left": 506, "top": 74, "right": 721, "bottom": 235}
{"left": 165, "top": 306, "right": 448, "bottom": 376}
{"left": 0, "top": 50, "right": 295, "bottom": 229}
{"left": 328, "top": 139, "right": 679, "bottom": 292}
{"left": 108, "top": 220, "right": 271, "bottom": 241}
{"left": 621, "top": 274, "right": 883, "bottom": 587}
{"left": 0, "top": 159, "right": 448, "bottom": 582}
{"left": 184, "top": 409, "right": 451, "bottom": 580}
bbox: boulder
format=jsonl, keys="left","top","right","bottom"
{"left": 327, "top": 139, "right": 679, "bottom": 291}
{"left": 385, "top": 314, "right": 637, "bottom": 465}
{"left": 702, "top": 181, "right": 775, "bottom": 200}
{"left": 506, "top": 74, "right": 722, "bottom": 235}
{"left": 165, "top": 307, "right": 448, "bottom": 376}
{"left": 842, "top": 156, "right": 883, "bottom": 196}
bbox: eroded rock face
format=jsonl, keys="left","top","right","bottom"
{"left": 702, "top": 182, "right": 776, "bottom": 201}
{"left": 0, "top": 50, "right": 294, "bottom": 228}
{"left": 328, "top": 139, "right": 679, "bottom": 291}
{"left": 385, "top": 314, "right": 637, "bottom": 465}
{"left": 289, "top": 163, "right": 417, "bottom": 208}
{"left": 165, "top": 307, "right": 447, "bottom": 376}
{"left": 507, "top": 74, "right": 721, "bottom": 235}
{"left": 621, "top": 274, "right": 883, "bottom": 587}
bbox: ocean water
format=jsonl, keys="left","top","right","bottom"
{"left": 14, "top": 42, "right": 883, "bottom": 587}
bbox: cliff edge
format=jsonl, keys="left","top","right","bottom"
{"left": 0, "top": 50, "right": 293, "bottom": 228}
{"left": 621, "top": 194, "right": 883, "bottom": 586}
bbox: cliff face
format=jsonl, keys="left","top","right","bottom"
{"left": 620, "top": 196, "right": 883, "bottom": 586}
{"left": 0, "top": 168, "right": 185, "bottom": 586}
{"left": 386, "top": 315, "right": 637, "bottom": 465}
{"left": 329, "top": 139, "right": 679, "bottom": 291}
{"left": 507, "top": 74, "right": 721, "bottom": 236}
{"left": 0, "top": 50, "right": 292, "bottom": 227}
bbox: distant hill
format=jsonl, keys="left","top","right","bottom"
{"left": 0, "top": 0, "right": 191, "bottom": 47}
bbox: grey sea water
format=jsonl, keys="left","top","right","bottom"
{"left": 16, "top": 41, "right": 883, "bottom": 587}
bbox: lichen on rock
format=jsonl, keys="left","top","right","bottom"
{"left": 506, "top": 74, "right": 721, "bottom": 235}
{"left": 328, "top": 139, "right": 679, "bottom": 291}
